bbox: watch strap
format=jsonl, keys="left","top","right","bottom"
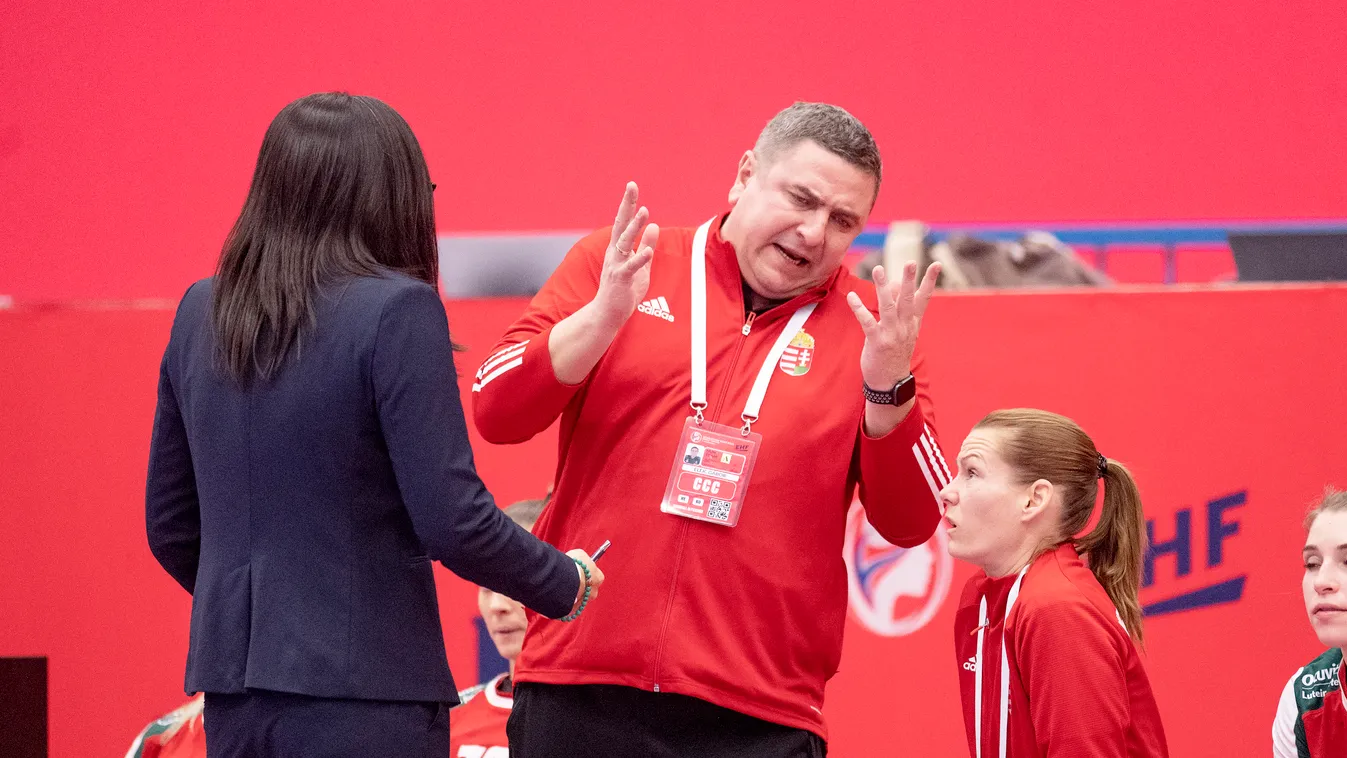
{"left": 863, "top": 374, "right": 917, "bottom": 406}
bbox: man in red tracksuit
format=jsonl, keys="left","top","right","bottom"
{"left": 473, "top": 102, "right": 948, "bottom": 756}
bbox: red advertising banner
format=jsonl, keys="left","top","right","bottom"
{"left": 3, "top": 1, "right": 1345, "bottom": 302}
{"left": 3, "top": 286, "right": 1345, "bottom": 756}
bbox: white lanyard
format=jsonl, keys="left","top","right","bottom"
{"left": 975, "top": 565, "right": 1029, "bottom": 758}
{"left": 689, "top": 218, "right": 816, "bottom": 434}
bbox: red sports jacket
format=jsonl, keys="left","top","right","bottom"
{"left": 449, "top": 674, "right": 512, "bottom": 757}
{"left": 472, "top": 215, "right": 946, "bottom": 738}
{"left": 953, "top": 543, "right": 1169, "bottom": 757}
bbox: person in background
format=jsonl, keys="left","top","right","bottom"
{"left": 1272, "top": 488, "right": 1347, "bottom": 757}
{"left": 942, "top": 409, "right": 1168, "bottom": 757}
{"left": 145, "top": 92, "right": 602, "bottom": 758}
{"left": 450, "top": 498, "right": 550, "bottom": 758}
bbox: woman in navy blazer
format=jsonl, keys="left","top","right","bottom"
{"left": 145, "top": 92, "right": 604, "bottom": 758}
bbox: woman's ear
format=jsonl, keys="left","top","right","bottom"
{"left": 1020, "top": 479, "right": 1054, "bottom": 523}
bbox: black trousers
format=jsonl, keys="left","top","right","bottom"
{"left": 508, "top": 682, "right": 827, "bottom": 758}
{"left": 203, "top": 689, "right": 449, "bottom": 758}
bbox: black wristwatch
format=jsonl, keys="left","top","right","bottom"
{"left": 863, "top": 374, "right": 917, "bottom": 406}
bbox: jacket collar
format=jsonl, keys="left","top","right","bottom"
{"left": 978, "top": 543, "right": 1082, "bottom": 611}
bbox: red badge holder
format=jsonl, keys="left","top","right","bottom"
{"left": 662, "top": 218, "right": 812, "bottom": 528}
{"left": 660, "top": 414, "right": 761, "bottom": 527}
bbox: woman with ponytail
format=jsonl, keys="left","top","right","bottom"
{"left": 941, "top": 409, "right": 1168, "bottom": 757}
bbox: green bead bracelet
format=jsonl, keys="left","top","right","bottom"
{"left": 562, "top": 557, "right": 592, "bottom": 622}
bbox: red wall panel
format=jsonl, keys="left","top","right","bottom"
{"left": 2, "top": 1, "right": 1345, "bottom": 300}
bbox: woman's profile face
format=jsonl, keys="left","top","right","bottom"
{"left": 1303, "top": 509, "right": 1347, "bottom": 648}
{"left": 940, "top": 427, "right": 1033, "bottom": 573}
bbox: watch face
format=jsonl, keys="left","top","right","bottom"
{"left": 865, "top": 375, "right": 915, "bottom": 405}
{"left": 894, "top": 375, "right": 917, "bottom": 404}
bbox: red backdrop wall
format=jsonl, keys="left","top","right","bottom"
{"left": 2, "top": 1, "right": 1345, "bottom": 301}
{"left": 4, "top": 285, "right": 1345, "bottom": 756}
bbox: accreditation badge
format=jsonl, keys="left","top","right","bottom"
{"left": 660, "top": 416, "right": 761, "bottom": 527}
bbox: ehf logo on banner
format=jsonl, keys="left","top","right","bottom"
{"left": 1141, "top": 489, "right": 1248, "bottom": 616}
{"left": 843, "top": 500, "right": 953, "bottom": 636}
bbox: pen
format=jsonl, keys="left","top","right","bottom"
{"left": 591, "top": 540, "right": 611, "bottom": 562}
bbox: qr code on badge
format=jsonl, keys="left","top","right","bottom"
{"left": 707, "top": 499, "right": 732, "bottom": 522}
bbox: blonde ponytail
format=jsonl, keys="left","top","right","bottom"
{"left": 1077, "top": 459, "right": 1147, "bottom": 644}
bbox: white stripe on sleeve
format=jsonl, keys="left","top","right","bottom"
{"left": 476, "top": 342, "right": 528, "bottom": 380}
{"left": 925, "top": 424, "right": 953, "bottom": 481}
{"left": 913, "top": 442, "right": 942, "bottom": 500}
{"left": 920, "top": 433, "right": 950, "bottom": 487}
{"left": 471, "top": 357, "right": 524, "bottom": 392}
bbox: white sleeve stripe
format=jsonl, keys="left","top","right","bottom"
{"left": 913, "top": 442, "right": 942, "bottom": 500}
{"left": 471, "top": 357, "right": 524, "bottom": 392}
{"left": 925, "top": 424, "right": 953, "bottom": 480}
{"left": 486, "top": 340, "right": 529, "bottom": 362}
{"left": 476, "top": 343, "right": 527, "bottom": 379}
{"left": 920, "top": 434, "right": 950, "bottom": 487}
{"left": 482, "top": 340, "right": 528, "bottom": 365}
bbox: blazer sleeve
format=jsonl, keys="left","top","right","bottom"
{"left": 145, "top": 296, "right": 202, "bottom": 594}
{"left": 372, "top": 282, "right": 580, "bottom": 619}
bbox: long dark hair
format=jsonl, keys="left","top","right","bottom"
{"left": 976, "top": 409, "right": 1149, "bottom": 644}
{"left": 212, "top": 92, "right": 440, "bottom": 383}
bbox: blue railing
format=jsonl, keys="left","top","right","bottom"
{"left": 852, "top": 220, "right": 1347, "bottom": 284}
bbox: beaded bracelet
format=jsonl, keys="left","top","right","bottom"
{"left": 562, "top": 557, "right": 592, "bottom": 622}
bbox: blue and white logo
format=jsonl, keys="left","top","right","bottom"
{"left": 843, "top": 501, "right": 953, "bottom": 637}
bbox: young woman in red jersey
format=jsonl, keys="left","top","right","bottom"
{"left": 1272, "top": 489, "right": 1347, "bottom": 757}
{"left": 942, "top": 409, "right": 1168, "bottom": 757}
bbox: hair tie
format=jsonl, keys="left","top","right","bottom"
{"left": 1096, "top": 453, "right": 1108, "bottom": 479}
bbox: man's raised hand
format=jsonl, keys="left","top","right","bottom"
{"left": 594, "top": 182, "right": 659, "bottom": 329}
{"left": 846, "top": 261, "right": 941, "bottom": 392}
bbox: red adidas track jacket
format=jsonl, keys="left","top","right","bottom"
{"left": 954, "top": 543, "right": 1169, "bottom": 757}
{"left": 472, "top": 215, "right": 946, "bottom": 739}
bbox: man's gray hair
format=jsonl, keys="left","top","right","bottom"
{"left": 754, "top": 102, "right": 882, "bottom": 186}
{"left": 504, "top": 498, "right": 547, "bottom": 530}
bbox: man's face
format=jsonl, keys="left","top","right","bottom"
{"left": 723, "top": 139, "right": 876, "bottom": 301}
{"left": 478, "top": 586, "right": 528, "bottom": 662}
